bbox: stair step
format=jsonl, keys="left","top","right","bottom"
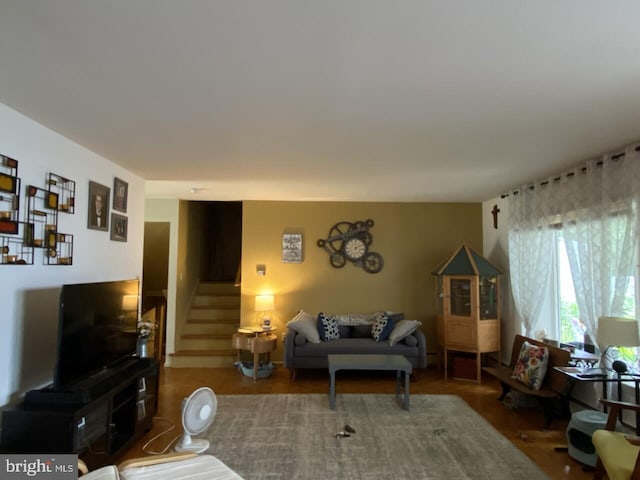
{"left": 179, "top": 338, "right": 233, "bottom": 351}
{"left": 197, "top": 282, "right": 240, "bottom": 295}
{"left": 189, "top": 308, "right": 240, "bottom": 320}
{"left": 168, "top": 281, "right": 242, "bottom": 368}
{"left": 171, "top": 349, "right": 236, "bottom": 357}
{"left": 182, "top": 323, "right": 238, "bottom": 335}
{"left": 182, "top": 333, "right": 231, "bottom": 340}
{"left": 191, "top": 304, "right": 239, "bottom": 310}
{"left": 187, "top": 317, "right": 240, "bottom": 325}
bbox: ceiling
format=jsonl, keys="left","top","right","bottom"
{"left": 1, "top": 1, "right": 640, "bottom": 203}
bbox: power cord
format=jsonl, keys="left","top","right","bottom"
{"left": 141, "top": 417, "right": 182, "bottom": 454}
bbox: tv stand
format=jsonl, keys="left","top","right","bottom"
{"left": 0, "top": 358, "right": 159, "bottom": 470}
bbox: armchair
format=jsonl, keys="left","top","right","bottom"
{"left": 593, "top": 399, "right": 640, "bottom": 480}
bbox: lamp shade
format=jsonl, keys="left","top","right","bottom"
{"left": 598, "top": 316, "right": 640, "bottom": 347}
{"left": 121, "top": 294, "right": 138, "bottom": 312}
{"left": 255, "top": 295, "right": 274, "bottom": 312}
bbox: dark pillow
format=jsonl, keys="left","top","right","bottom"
{"left": 294, "top": 334, "right": 307, "bottom": 346}
{"left": 402, "top": 335, "right": 418, "bottom": 347}
{"left": 351, "top": 325, "right": 373, "bottom": 338}
{"left": 371, "top": 314, "right": 395, "bottom": 342}
{"left": 338, "top": 325, "right": 351, "bottom": 338}
{"left": 317, "top": 312, "right": 340, "bottom": 341}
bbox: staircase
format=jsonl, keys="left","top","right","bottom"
{"left": 169, "top": 282, "right": 240, "bottom": 367}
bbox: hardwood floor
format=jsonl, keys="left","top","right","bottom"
{"left": 119, "top": 365, "right": 594, "bottom": 480}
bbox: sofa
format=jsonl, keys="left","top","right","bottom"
{"left": 283, "top": 310, "right": 427, "bottom": 380}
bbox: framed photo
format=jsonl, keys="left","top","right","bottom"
{"left": 87, "top": 181, "right": 110, "bottom": 231}
{"left": 282, "top": 233, "right": 303, "bottom": 263}
{"left": 110, "top": 213, "right": 128, "bottom": 242}
{"left": 113, "top": 177, "right": 128, "bottom": 213}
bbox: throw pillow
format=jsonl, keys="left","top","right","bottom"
{"left": 351, "top": 325, "right": 373, "bottom": 338}
{"left": 338, "top": 325, "right": 351, "bottom": 338}
{"left": 317, "top": 312, "right": 340, "bottom": 341}
{"left": 511, "top": 341, "right": 550, "bottom": 390}
{"left": 385, "top": 312, "right": 405, "bottom": 323}
{"left": 371, "top": 314, "right": 394, "bottom": 342}
{"left": 402, "top": 335, "right": 418, "bottom": 347}
{"left": 335, "top": 312, "right": 385, "bottom": 326}
{"left": 286, "top": 310, "right": 321, "bottom": 344}
{"left": 388, "top": 319, "right": 422, "bottom": 346}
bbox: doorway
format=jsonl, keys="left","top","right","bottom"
{"left": 142, "top": 222, "right": 170, "bottom": 362}
{"left": 204, "top": 202, "right": 242, "bottom": 283}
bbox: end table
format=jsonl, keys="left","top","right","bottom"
{"left": 232, "top": 327, "right": 277, "bottom": 380}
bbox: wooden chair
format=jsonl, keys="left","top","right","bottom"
{"left": 593, "top": 399, "right": 640, "bottom": 480}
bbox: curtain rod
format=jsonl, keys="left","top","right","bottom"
{"left": 500, "top": 145, "right": 640, "bottom": 198}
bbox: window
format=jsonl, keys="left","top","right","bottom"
{"left": 554, "top": 225, "right": 638, "bottom": 362}
{"left": 557, "top": 233, "right": 583, "bottom": 344}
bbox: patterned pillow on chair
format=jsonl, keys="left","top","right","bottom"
{"left": 511, "top": 341, "right": 549, "bottom": 390}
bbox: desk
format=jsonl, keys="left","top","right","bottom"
{"left": 569, "top": 350, "right": 600, "bottom": 367}
{"left": 555, "top": 367, "right": 640, "bottom": 434}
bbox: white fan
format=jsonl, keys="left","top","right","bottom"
{"left": 174, "top": 387, "right": 217, "bottom": 453}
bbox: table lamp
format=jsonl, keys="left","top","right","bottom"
{"left": 597, "top": 316, "right": 640, "bottom": 374}
{"left": 255, "top": 295, "right": 275, "bottom": 330}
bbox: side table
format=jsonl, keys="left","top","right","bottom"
{"left": 232, "top": 327, "right": 277, "bottom": 380}
{"left": 555, "top": 366, "right": 640, "bottom": 435}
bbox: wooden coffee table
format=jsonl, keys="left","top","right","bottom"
{"left": 328, "top": 354, "right": 412, "bottom": 410}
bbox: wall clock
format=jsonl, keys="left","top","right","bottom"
{"left": 317, "top": 219, "right": 384, "bottom": 273}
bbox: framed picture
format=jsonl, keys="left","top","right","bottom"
{"left": 110, "top": 213, "right": 128, "bottom": 242}
{"left": 282, "top": 233, "right": 303, "bottom": 263}
{"left": 113, "top": 177, "right": 128, "bottom": 213}
{"left": 87, "top": 181, "right": 110, "bottom": 231}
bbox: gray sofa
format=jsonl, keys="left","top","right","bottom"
{"left": 283, "top": 312, "right": 427, "bottom": 380}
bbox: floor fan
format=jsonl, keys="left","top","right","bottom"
{"left": 174, "top": 387, "right": 217, "bottom": 453}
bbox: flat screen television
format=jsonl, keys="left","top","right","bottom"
{"left": 53, "top": 279, "right": 140, "bottom": 391}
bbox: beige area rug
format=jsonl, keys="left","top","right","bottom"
{"left": 204, "top": 394, "right": 549, "bottom": 480}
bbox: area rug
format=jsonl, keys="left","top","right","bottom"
{"left": 205, "top": 394, "right": 549, "bottom": 480}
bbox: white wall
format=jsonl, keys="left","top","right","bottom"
{"left": 0, "top": 104, "right": 145, "bottom": 406}
{"left": 482, "top": 196, "right": 517, "bottom": 364}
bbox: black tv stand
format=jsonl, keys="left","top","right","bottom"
{"left": 1, "top": 358, "right": 159, "bottom": 470}
{"left": 24, "top": 386, "right": 92, "bottom": 405}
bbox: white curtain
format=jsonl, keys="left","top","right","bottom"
{"left": 508, "top": 187, "right": 555, "bottom": 337}
{"left": 561, "top": 146, "right": 640, "bottom": 350}
{"left": 508, "top": 143, "right": 640, "bottom": 345}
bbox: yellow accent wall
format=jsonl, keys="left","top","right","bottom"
{"left": 241, "top": 201, "right": 482, "bottom": 362}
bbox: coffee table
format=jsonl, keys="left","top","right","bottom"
{"left": 328, "top": 354, "right": 412, "bottom": 410}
